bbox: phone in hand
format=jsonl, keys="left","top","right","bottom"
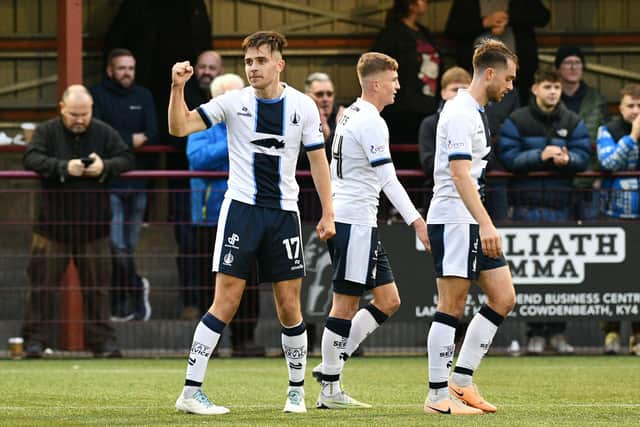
{"left": 81, "top": 157, "right": 94, "bottom": 167}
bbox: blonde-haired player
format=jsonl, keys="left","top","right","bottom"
{"left": 313, "top": 52, "right": 429, "bottom": 409}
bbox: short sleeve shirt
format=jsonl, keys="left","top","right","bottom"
{"left": 427, "top": 89, "right": 491, "bottom": 224}
{"left": 197, "top": 84, "right": 324, "bottom": 212}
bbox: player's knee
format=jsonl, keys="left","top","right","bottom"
{"left": 503, "top": 290, "right": 517, "bottom": 313}
{"left": 437, "top": 297, "right": 466, "bottom": 318}
{"left": 278, "top": 299, "right": 301, "bottom": 319}
{"left": 490, "top": 288, "right": 516, "bottom": 315}
{"left": 384, "top": 294, "right": 401, "bottom": 315}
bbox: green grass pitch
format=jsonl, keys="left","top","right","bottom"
{"left": 1, "top": 356, "right": 639, "bottom": 426}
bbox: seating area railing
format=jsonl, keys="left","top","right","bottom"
{"left": 1, "top": 171, "right": 639, "bottom": 358}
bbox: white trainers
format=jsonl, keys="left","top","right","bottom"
{"left": 283, "top": 387, "right": 307, "bottom": 413}
{"left": 175, "top": 390, "right": 230, "bottom": 415}
{"left": 316, "top": 388, "right": 372, "bottom": 409}
{"left": 507, "top": 340, "right": 521, "bottom": 356}
{"left": 527, "top": 336, "right": 545, "bottom": 354}
{"left": 549, "top": 334, "right": 574, "bottom": 354}
{"left": 311, "top": 363, "right": 322, "bottom": 383}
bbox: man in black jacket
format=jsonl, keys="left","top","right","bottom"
{"left": 91, "top": 48, "right": 157, "bottom": 322}
{"left": 22, "top": 85, "right": 135, "bottom": 358}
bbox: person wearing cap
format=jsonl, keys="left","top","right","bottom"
{"left": 555, "top": 46, "right": 608, "bottom": 222}
{"left": 555, "top": 46, "right": 608, "bottom": 143}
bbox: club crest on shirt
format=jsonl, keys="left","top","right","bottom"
{"left": 290, "top": 111, "right": 300, "bottom": 125}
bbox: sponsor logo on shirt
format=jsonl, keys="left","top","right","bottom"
{"left": 251, "top": 138, "right": 285, "bottom": 149}
{"left": 370, "top": 144, "right": 386, "bottom": 154}
{"left": 237, "top": 106, "right": 252, "bottom": 117}
{"left": 129, "top": 105, "right": 142, "bottom": 110}
{"left": 447, "top": 139, "right": 465, "bottom": 150}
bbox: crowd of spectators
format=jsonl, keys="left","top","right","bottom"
{"left": 11, "top": 0, "right": 640, "bottom": 357}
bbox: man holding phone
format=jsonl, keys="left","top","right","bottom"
{"left": 21, "top": 85, "right": 134, "bottom": 358}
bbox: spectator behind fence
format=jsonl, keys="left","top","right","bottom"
{"left": 175, "top": 50, "right": 224, "bottom": 321}
{"left": 300, "top": 71, "right": 345, "bottom": 351}
{"left": 104, "top": 0, "right": 210, "bottom": 162}
{"left": 555, "top": 46, "right": 609, "bottom": 221}
{"left": 445, "top": 0, "right": 549, "bottom": 106}
{"left": 22, "top": 85, "right": 135, "bottom": 358}
{"left": 597, "top": 84, "right": 640, "bottom": 355}
{"left": 305, "top": 72, "right": 344, "bottom": 153}
{"left": 498, "top": 68, "right": 590, "bottom": 355}
{"left": 91, "top": 48, "right": 157, "bottom": 322}
{"left": 186, "top": 73, "right": 265, "bottom": 357}
{"left": 483, "top": 82, "right": 520, "bottom": 222}
{"left": 105, "top": 1, "right": 213, "bottom": 319}
{"left": 372, "top": 0, "right": 440, "bottom": 164}
{"left": 419, "top": 66, "right": 471, "bottom": 212}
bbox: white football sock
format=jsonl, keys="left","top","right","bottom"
{"left": 344, "top": 304, "right": 388, "bottom": 356}
{"left": 282, "top": 321, "right": 308, "bottom": 387}
{"left": 183, "top": 312, "right": 225, "bottom": 398}
{"left": 453, "top": 305, "right": 503, "bottom": 387}
{"left": 427, "top": 311, "right": 458, "bottom": 402}
{"left": 321, "top": 317, "right": 351, "bottom": 395}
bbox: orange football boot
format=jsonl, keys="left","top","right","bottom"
{"left": 448, "top": 381, "right": 497, "bottom": 413}
{"left": 423, "top": 397, "right": 484, "bottom": 415}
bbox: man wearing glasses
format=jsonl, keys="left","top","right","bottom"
{"left": 555, "top": 46, "right": 608, "bottom": 223}
{"left": 305, "top": 72, "right": 345, "bottom": 151}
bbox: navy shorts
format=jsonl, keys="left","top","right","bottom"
{"left": 328, "top": 222, "right": 394, "bottom": 296}
{"left": 212, "top": 199, "right": 305, "bottom": 282}
{"left": 428, "top": 223, "right": 507, "bottom": 280}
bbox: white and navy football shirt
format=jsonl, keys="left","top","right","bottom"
{"left": 427, "top": 89, "right": 492, "bottom": 224}
{"left": 331, "top": 98, "right": 394, "bottom": 227}
{"left": 197, "top": 83, "right": 324, "bottom": 212}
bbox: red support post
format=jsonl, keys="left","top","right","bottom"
{"left": 56, "top": 0, "right": 83, "bottom": 99}
{"left": 56, "top": 0, "right": 85, "bottom": 351}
